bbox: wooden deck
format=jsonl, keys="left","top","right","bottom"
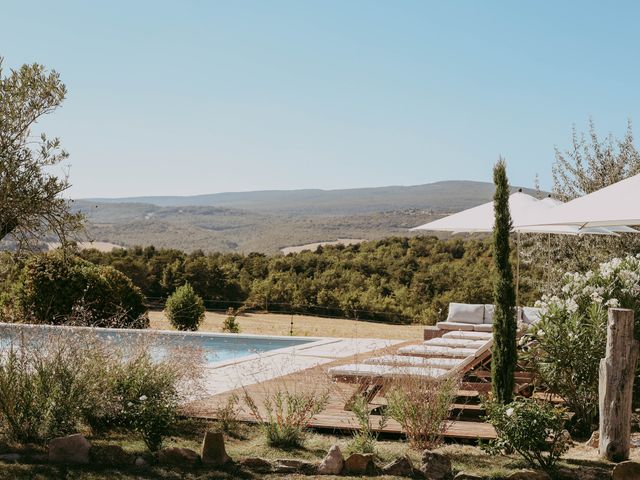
{"left": 185, "top": 339, "right": 497, "bottom": 441}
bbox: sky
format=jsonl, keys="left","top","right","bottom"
{"left": 2, "top": 1, "right": 640, "bottom": 198}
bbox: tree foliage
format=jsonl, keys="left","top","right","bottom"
{"left": 491, "top": 158, "right": 517, "bottom": 404}
{"left": 69, "top": 236, "right": 532, "bottom": 324}
{"left": 164, "top": 283, "right": 205, "bottom": 331}
{"left": 0, "top": 58, "right": 83, "bottom": 248}
{"left": 3, "top": 251, "right": 148, "bottom": 328}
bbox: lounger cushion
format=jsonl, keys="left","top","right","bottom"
{"left": 473, "top": 323, "right": 493, "bottom": 333}
{"left": 483, "top": 304, "right": 495, "bottom": 324}
{"left": 522, "top": 307, "right": 542, "bottom": 325}
{"left": 328, "top": 363, "right": 448, "bottom": 379}
{"left": 425, "top": 338, "right": 486, "bottom": 349}
{"left": 365, "top": 355, "right": 463, "bottom": 369}
{"left": 446, "top": 303, "right": 484, "bottom": 324}
{"left": 442, "top": 331, "right": 492, "bottom": 341}
{"left": 436, "top": 321, "right": 475, "bottom": 331}
{"left": 399, "top": 344, "right": 477, "bottom": 358}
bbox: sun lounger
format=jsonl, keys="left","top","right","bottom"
{"left": 397, "top": 345, "right": 479, "bottom": 358}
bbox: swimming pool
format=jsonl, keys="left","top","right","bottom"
{"left": 0, "top": 323, "right": 319, "bottom": 366}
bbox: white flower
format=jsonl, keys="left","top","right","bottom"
{"left": 139, "top": 395, "right": 148, "bottom": 402}
{"left": 506, "top": 407, "right": 514, "bottom": 417}
{"left": 127, "top": 402, "right": 133, "bottom": 407}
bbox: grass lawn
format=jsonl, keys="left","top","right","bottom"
{"left": 149, "top": 311, "right": 426, "bottom": 340}
{"left": 0, "top": 419, "right": 624, "bottom": 479}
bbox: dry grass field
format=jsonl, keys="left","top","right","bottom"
{"left": 149, "top": 310, "right": 425, "bottom": 340}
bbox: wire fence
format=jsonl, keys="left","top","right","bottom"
{"left": 144, "top": 296, "right": 417, "bottom": 325}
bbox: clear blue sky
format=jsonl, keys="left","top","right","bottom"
{"left": 2, "top": 1, "right": 639, "bottom": 198}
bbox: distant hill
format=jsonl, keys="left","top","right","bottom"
{"left": 76, "top": 180, "right": 538, "bottom": 253}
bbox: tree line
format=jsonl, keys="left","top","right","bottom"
{"left": 74, "top": 236, "right": 540, "bottom": 324}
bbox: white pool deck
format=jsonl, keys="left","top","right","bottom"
{"left": 200, "top": 336, "right": 404, "bottom": 396}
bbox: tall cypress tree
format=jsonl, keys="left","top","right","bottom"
{"left": 491, "top": 157, "right": 517, "bottom": 404}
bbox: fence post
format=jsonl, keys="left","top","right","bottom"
{"left": 599, "top": 308, "right": 639, "bottom": 462}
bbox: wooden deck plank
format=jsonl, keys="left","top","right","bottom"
{"left": 185, "top": 338, "right": 497, "bottom": 441}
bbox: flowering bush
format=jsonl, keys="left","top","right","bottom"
{"left": 483, "top": 396, "right": 569, "bottom": 472}
{"left": 524, "top": 255, "right": 640, "bottom": 435}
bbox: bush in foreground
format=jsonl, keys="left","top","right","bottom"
{"left": 386, "top": 374, "right": 459, "bottom": 450}
{"left": 165, "top": 283, "right": 205, "bottom": 331}
{"left": 244, "top": 388, "right": 328, "bottom": 449}
{"left": 0, "top": 327, "right": 201, "bottom": 449}
{"left": 4, "top": 251, "right": 148, "bottom": 328}
{"left": 483, "top": 396, "right": 569, "bottom": 472}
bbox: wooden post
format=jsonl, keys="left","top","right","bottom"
{"left": 599, "top": 308, "right": 640, "bottom": 462}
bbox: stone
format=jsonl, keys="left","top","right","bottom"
{"left": 420, "top": 450, "right": 452, "bottom": 480}
{"left": 317, "top": 445, "right": 344, "bottom": 475}
{"left": 507, "top": 471, "right": 551, "bottom": 480}
{"left": 134, "top": 456, "right": 148, "bottom": 467}
{"left": 382, "top": 456, "right": 414, "bottom": 476}
{"left": 157, "top": 447, "right": 200, "bottom": 466}
{"left": 273, "top": 458, "right": 316, "bottom": 474}
{"left": 586, "top": 430, "right": 599, "bottom": 448}
{"left": 48, "top": 434, "right": 91, "bottom": 464}
{"left": 0, "top": 453, "right": 21, "bottom": 463}
{"left": 453, "top": 472, "right": 483, "bottom": 480}
{"left": 344, "top": 453, "right": 376, "bottom": 475}
{"left": 240, "top": 457, "right": 272, "bottom": 472}
{"left": 612, "top": 461, "right": 640, "bottom": 480}
{"left": 91, "top": 444, "right": 134, "bottom": 466}
{"left": 201, "top": 431, "right": 231, "bottom": 466}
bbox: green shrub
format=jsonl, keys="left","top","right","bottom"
{"left": 483, "top": 397, "right": 569, "bottom": 472}
{"left": 222, "top": 307, "right": 240, "bottom": 333}
{"left": 522, "top": 303, "right": 606, "bottom": 436}
{"left": 386, "top": 374, "right": 458, "bottom": 450}
{"left": 165, "top": 283, "right": 205, "bottom": 331}
{"left": 4, "top": 251, "right": 148, "bottom": 328}
{"left": 348, "top": 394, "right": 386, "bottom": 454}
{"left": 244, "top": 388, "right": 328, "bottom": 449}
{"left": 0, "top": 327, "right": 200, "bottom": 449}
{"left": 215, "top": 393, "right": 240, "bottom": 436}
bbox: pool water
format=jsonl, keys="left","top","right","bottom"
{"left": 0, "top": 324, "right": 316, "bottom": 366}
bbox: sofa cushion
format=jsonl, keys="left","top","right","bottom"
{"left": 483, "top": 304, "right": 495, "bottom": 324}
{"left": 436, "top": 321, "right": 475, "bottom": 331}
{"left": 446, "top": 303, "right": 484, "bottom": 324}
{"left": 473, "top": 323, "right": 493, "bottom": 333}
{"left": 522, "top": 307, "right": 542, "bottom": 325}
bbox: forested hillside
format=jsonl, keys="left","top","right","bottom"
{"left": 78, "top": 236, "right": 541, "bottom": 324}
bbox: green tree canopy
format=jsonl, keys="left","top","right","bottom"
{"left": 0, "top": 58, "right": 83, "bottom": 248}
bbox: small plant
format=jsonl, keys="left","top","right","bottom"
{"left": 165, "top": 283, "right": 205, "bottom": 331}
{"left": 222, "top": 307, "right": 241, "bottom": 333}
{"left": 386, "top": 374, "right": 458, "bottom": 450}
{"left": 244, "top": 387, "right": 328, "bottom": 449}
{"left": 483, "top": 396, "right": 569, "bottom": 472}
{"left": 348, "top": 393, "right": 387, "bottom": 454}
{"left": 216, "top": 393, "right": 241, "bottom": 435}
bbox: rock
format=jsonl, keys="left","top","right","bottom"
{"left": 612, "top": 461, "right": 640, "bottom": 480}
{"left": 91, "top": 444, "right": 134, "bottom": 466}
{"left": 344, "top": 453, "right": 376, "bottom": 475}
{"left": 317, "top": 445, "right": 344, "bottom": 475}
{"left": 273, "top": 458, "right": 316, "bottom": 474}
{"left": 157, "top": 447, "right": 200, "bottom": 466}
{"left": 0, "top": 453, "right": 21, "bottom": 463}
{"left": 134, "top": 456, "right": 148, "bottom": 467}
{"left": 420, "top": 450, "right": 452, "bottom": 480}
{"left": 48, "top": 434, "right": 91, "bottom": 464}
{"left": 201, "top": 431, "right": 231, "bottom": 466}
{"left": 559, "top": 429, "right": 574, "bottom": 446}
{"left": 382, "top": 456, "right": 414, "bottom": 476}
{"left": 453, "top": 473, "right": 483, "bottom": 480}
{"left": 240, "top": 457, "right": 272, "bottom": 472}
{"left": 507, "top": 471, "right": 551, "bottom": 480}
{"left": 586, "top": 430, "right": 599, "bottom": 448}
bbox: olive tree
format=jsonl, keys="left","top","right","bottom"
{"left": 0, "top": 57, "right": 83, "bottom": 248}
